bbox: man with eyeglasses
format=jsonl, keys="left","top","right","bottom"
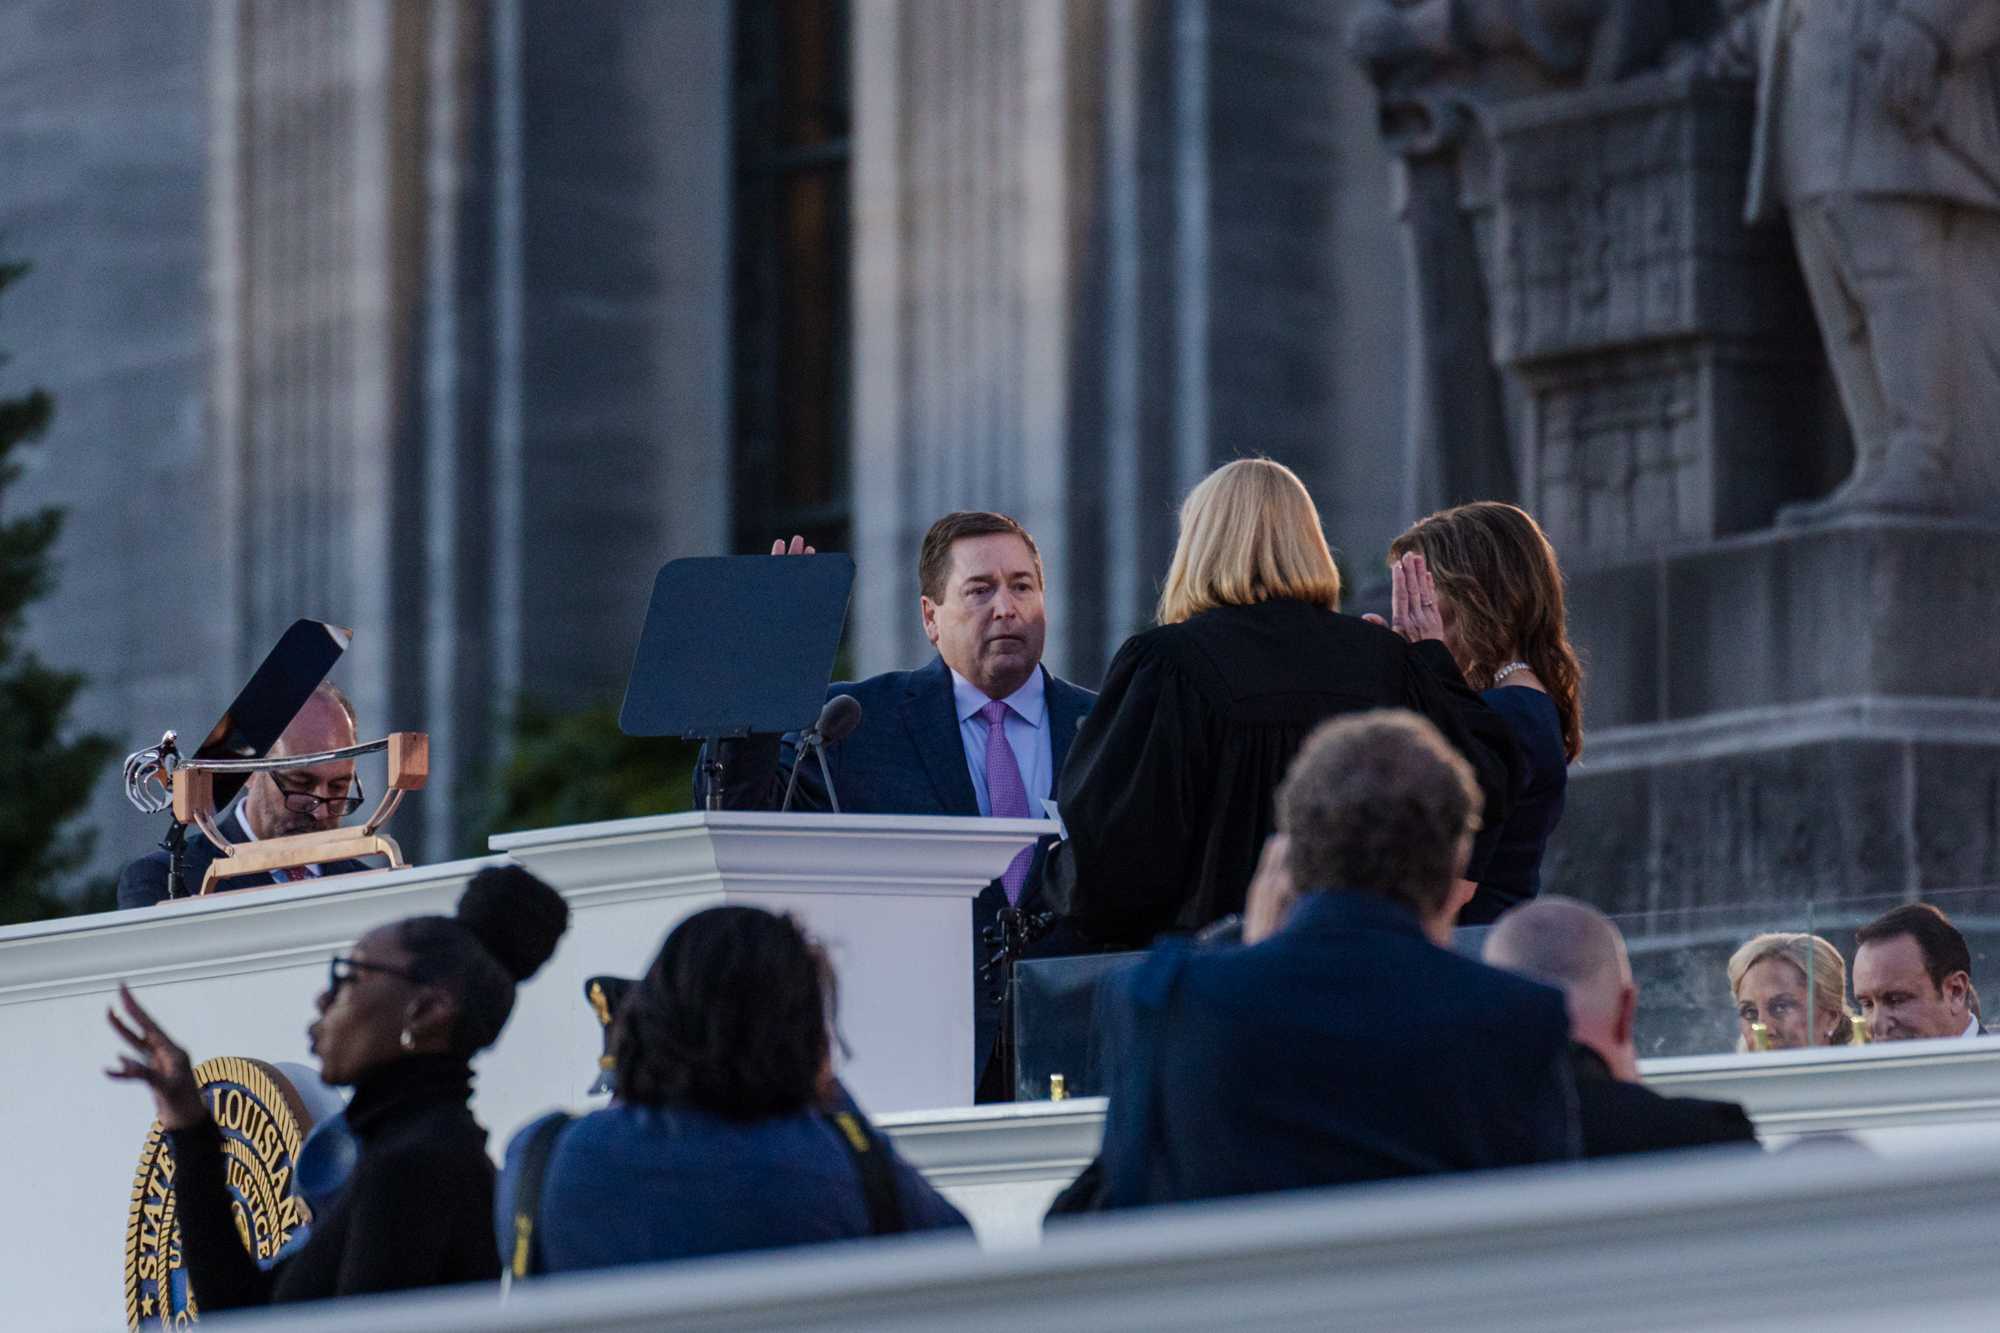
{"left": 117, "top": 684, "right": 378, "bottom": 908}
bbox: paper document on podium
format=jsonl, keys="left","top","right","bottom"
{"left": 1040, "top": 798, "right": 1069, "bottom": 840}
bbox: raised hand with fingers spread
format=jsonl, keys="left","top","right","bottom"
{"left": 105, "top": 983, "right": 207, "bottom": 1130}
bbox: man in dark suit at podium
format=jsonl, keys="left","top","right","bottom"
{"left": 1485, "top": 897, "right": 1758, "bottom": 1159}
{"left": 116, "top": 684, "right": 376, "bottom": 908}
{"left": 702, "top": 512, "right": 1096, "bottom": 1098}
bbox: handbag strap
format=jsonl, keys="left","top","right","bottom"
{"left": 825, "top": 1108, "right": 908, "bottom": 1237}
{"left": 506, "top": 1112, "right": 574, "bottom": 1283}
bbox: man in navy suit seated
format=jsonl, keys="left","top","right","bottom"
{"left": 116, "top": 684, "right": 377, "bottom": 907}
{"left": 701, "top": 512, "right": 1096, "bottom": 1098}
{"left": 1093, "top": 709, "right": 1579, "bottom": 1207}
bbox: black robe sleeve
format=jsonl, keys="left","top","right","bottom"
{"left": 166, "top": 1120, "right": 276, "bottom": 1311}
{"left": 1040, "top": 640, "right": 1213, "bottom": 947}
{"left": 1400, "top": 640, "right": 1522, "bottom": 882}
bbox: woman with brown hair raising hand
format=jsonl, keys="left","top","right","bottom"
{"left": 1378, "top": 502, "right": 1583, "bottom": 923}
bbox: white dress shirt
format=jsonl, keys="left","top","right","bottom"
{"left": 949, "top": 667, "right": 1051, "bottom": 816}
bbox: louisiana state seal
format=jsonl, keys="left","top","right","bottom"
{"left": 123, "top": 1056, "right": 319, "bottom": 1329}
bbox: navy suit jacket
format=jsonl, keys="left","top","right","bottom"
{"left": 702, "top": 657, "right": 1097, "bottom": 1084}
{"left": 1095, "top": 890, "right": 1580, "bottom": 1207}
{"left": 116, "top": 808, "right": 376, "bottom": 909}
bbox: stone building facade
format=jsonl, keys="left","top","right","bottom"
{"left": 3, "top": 0, "right": 1412, "bottom": 881}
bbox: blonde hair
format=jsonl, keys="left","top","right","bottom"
{"left": 1157, "top": 458, "right": 1341, "bottom": 625}
{"left": 1727, "top": 932, "right": 1856, "bottom": 1045}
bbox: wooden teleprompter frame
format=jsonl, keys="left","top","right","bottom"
{"left": 166, "top": 732, "right": 430, "bottom": 895}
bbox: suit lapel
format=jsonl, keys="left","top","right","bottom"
{"left": 903, "top": 658, "right": 981, "bottom": 815}
{"left": 1044, "top": 668, "right": 1089, "bottom": 780}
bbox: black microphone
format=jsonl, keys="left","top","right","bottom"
{"left": 781, "top": 694, "right": 863, "bottom": 813}
{"left": 817, "top": 693, "right": 862, "bottom": 745}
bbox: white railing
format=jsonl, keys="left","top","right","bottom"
{"left": 15, "top": 809, "right": 2000, "bottom": 1325}
{"left": 200, "top": 1127, "right": 2000, "bottom": 1333}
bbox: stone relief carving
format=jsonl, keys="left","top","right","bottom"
{"left": 1348, "top": 0, "right": 1710, "bottom": 516}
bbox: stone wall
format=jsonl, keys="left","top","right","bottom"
{"left": 1490, "top": 71, "right": 1847, "bottom": 563}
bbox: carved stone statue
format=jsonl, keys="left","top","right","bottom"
{"left": 1721, "top": 1, "right": 2000, "bottom": 521}
{"left": 1349, "top": 0, "right": 1713, "bottom": 515}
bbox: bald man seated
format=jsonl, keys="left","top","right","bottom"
{"left": 116, "top": 684, "right": 380, "bottom": 908}
{"left": 1485, "top": 897, "right": 1758, "bottom": 1159}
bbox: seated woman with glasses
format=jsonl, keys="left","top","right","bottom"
{"left": 498, "top": 906, "right": 969, "bottom": 1277}
{"left": 106, "top": 866, "right": 570, "bottom": 1306}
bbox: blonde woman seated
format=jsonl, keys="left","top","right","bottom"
{"left": 1728, "top": 933, "right": 1859, "bottom": 1052}
{"left": 1040, "top": 458, "right": 1520, "bottom": 949}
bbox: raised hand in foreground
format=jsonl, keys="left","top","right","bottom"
{"left": 106, "top": 983, "right": 207, "bottom": 1130}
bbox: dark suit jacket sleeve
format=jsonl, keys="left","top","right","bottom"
{"left": 1400, "top": 640, "right": 1521, "bottom": 883}
{"left": 117, "top": 853, "right": 171, "bottom": 910}
{"left": 1040, "top": 641, "right": 1211, "bottom": 946}
{"left": 1528, "top": 1045, "right": 1586, "bottom": 1164}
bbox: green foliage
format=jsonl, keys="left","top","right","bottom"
{"left": 478, "top": 701, "right": 697, "bottom": 848}
{"left": 0, "top": 261, "right": 116, "bottom": 925}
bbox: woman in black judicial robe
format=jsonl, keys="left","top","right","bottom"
{"left": 105, "top": 867, "right": 569, "bottom": 1307}
{"left": 1040, "top": 459, "right": 1520, "bottom": 950}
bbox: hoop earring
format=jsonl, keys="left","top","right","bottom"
{"left": 400, "top": 1028, "right": 415, "bottom": 1051}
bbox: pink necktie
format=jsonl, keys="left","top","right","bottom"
{"left": 979, "top": 699, "right": 1034, "bottom": 904}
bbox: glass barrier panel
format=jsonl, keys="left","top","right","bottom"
{"left": 1593, "top": 898, "right": 1828, "bottom": 1060}
{"left": 1010, "top": 896, "right": 1848, "bottom": 1099}
{"left": 1013, "top": 951, "right": 1140, "bottom": 1101}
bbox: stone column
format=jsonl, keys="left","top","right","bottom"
{"left": 851, "top": 0, "right": 1366, "bottom": 682}
{"left": 851, "top": 0, "right": 1081, "bottom": 677}
{"left": 212, "top": 0, "right": 440, "bottom": 850}
{"left": 0, "top": 0, "right": 217, "bottom": 889}
{"left": 212, "top": 0, "right": 735, "bottom": 859}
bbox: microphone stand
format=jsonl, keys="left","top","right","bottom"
{"left": 161, "top": 819, "right": 190, "bottom": 901}
{"left": 980, "top": 901, "right": 1055, "bottom": 1101}
{"left": 780, "top": 729, "right": 843, "bottom": 813}
{"left": 699, "top": 735, "right": 726, "bottom": 812}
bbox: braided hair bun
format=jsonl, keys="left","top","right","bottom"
{"left": 455, "top": 865, "right": 569, "bottom": 983}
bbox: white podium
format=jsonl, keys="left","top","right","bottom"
{"left": 0, "top": 811, "right": 1049, "bottom": 1326}
{"left": 491, "top": 810, "right": 1054, "bottom": 1112}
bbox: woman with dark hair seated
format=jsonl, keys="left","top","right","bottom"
{"left": 499, "top": 905, "right": 968, "bottom": 1276}
{"left": 106, "top": 866, "right": 569, "bottom": 1306}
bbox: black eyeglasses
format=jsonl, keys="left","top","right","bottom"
{"left": 276, "top": 778, "right": 365, "bottom": 816}
{"left": 327, "top": 956, "right": 426, "bottom": 995}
